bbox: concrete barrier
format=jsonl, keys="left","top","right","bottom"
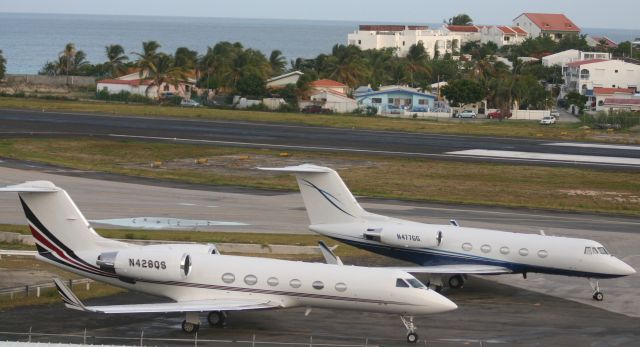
{"left": 3, "top": 74, "right": 96, "bottom": 87}
{"left": 0, "top": 232, "right": 35, "bottom": 246}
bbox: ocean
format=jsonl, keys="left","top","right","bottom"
{"left": 0, "top": 12, "right": 638, "bottom": 74}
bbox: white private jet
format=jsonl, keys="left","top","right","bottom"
{"left": 0, "top": 181, "right": 457, "bottom": 343}
{"left": 260, "top": 164, "right": 636, "bottom": 301}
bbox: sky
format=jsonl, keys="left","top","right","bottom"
{"left": 1, "top": 0, "right": 639, "bottom": 30}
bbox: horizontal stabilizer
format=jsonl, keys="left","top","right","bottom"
{"left": 392, "top": 265, "right": 512, "bottom": 275}
{"left": 54, "top": 278, "right": 280, "bottom": 314}
{"left": 0, "top": 181, "right": 60, "bottom": 193}
{"left": 258, "top": 164, "right": 333, "bottom": 173}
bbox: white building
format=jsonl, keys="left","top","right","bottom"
{"left": 542, "top": 49, "right": 612, "bottom": 68}
{"left": 309, "top": 79, "right": 349, "bottom": 95}
{"left": 564, "top": 59, "right": 640, "bottom": 96}
{"left": 96, "top": 70, "right": 196, "bottom": 99}
{"left": 480, "top": 26, "right": 528, "bottom": 47}
{"left": 266, "top": 71, "right": 303, "bottom": 89}
{"left": 307, "top": 90, "right": 358, "bottom": 113}
{"left": 441, "top": 25, "right": 481, "bottom": 45}
{"left": 593, "top": 87, "right": 636, "bottom": 111}
{"left": 347, "top": 25, "right": 462, "bottom": 58}
{"left": 513, "top": 13, "right": 580, "bottom": 41}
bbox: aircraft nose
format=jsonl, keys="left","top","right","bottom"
{"left": 426, "top": 291, "right": 458, "bottom": 313}
{"left": 616, "top": 259, "right": 636, "bottom": 276}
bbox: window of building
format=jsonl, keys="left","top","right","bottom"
{"left": 500, "top": 246, "right": 510, "bottom": 255}
{"left": 372, "top": 98, "right": 382, "bottom": 104}
{"left": 615, "top": 70, "right": 619, "bottom": 73}
{"left": 537, "top": 250, "right": 548, "bottom": 258}
{"left": 505, "top": 36, "right": 510, "bottom": 42}
{"left": 244, "top": 274, "right": 257, "bottom": 286}
{"left": 481, "top": 244, "right": 492, "bottom": 253}
{"left": 163, "top": 85, "right": 170, "bottom": 92}
{"left": 396, "top": 278, "right": 410, "bottom": 288}
{"left": 402, "top": 41, "right": 406, "bottom": 46}
{"left": 289, "top": 279, "right": 301, "bottom": 288}
{"left": 335, "top": 282, "right": 347, "bottom": 292}
{"left": 185, "top": 85, "right": 190, "bottom": 92}
{"left": 418, "top": 99, "right": 427, "bottom": 105}
{"left": 388, "top": 98, "right": 394, "bottom": 104}
{"left": 462, "top": 243, "right": 473, "bottom": 251}
{"left": 222, "top": 273, "right": 235, "bottom": 284}
{"left": 580, "top": 69, "right": 590, "bottom": 79}
{"left": 312, "top": 281, "right": 324, "bottom": 290}
{"left": 358, "top": 40, "right": 361, "bottom": 45}
{"left": 267, "top": 277, "right": 279, "bottom": 286}
{"left": 519, "top": 248, "right": 529, "bottom": 256}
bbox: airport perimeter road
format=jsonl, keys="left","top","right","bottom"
{"left": 2, "top": 108, "right": 640, "bottom": 169}
{"left": 0, "top": 277, "right": 637, "bottom": 346}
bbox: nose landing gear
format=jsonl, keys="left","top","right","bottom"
{"left": 401, "top": 315, "right": 419, "bottom": 343}
{"left": 589, "top": 279, "right": 604, "bottom": 301}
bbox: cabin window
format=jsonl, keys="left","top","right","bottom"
{"left": 406, "top": 278, "right": 426, "bottom": 289}
{"left": 222, "top": 273, "right": 235, "bottom": 284}
{"left": 244, "top": 274, "right": 258, "bottom": 286}
{"left": 584, "top": 247, "right": 593, "bottom": 255}
{"left": 289, "top": 279, "right": 302, "bottom": 288}
{"left": 267, "top": 277, "right": 279, "bottom": 287}
{"left": 396, "top": 278, "right": 410, "bottom": 288}
{"left": 462, "top": 243, "right": 473, "bottom": 251}
{"left": 519, "top": 248, "right": 529, "bottom": 256}
{"left": 537, "top": 250, "right": 548, "bottom": 258}
{"left": 598, "top": 247, "right": 609, "bottom": 255}
{"left": 500, "top": 246, "right": 510, "bottom": 255}
{"left": 335, "top": 282, "right": 347, "bottom": 292}
{"left": 312, "top": 281, "right": 325, "bottom": 290}
{"left": 480, "top": 244, "right": 492, "bottom": 253}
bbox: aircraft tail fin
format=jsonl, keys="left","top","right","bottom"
{"left": 0, "top": 181, "right": 123, "bottom": 257}
{"left": 258, "top": 164, "right": 366, "bottom": 225}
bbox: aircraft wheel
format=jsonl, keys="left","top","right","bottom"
{"left": 182, "top": 320, "right": 200, "bottom": 333}
{"left": 407, "top": 332, "right": 419, "bottom": 343}
{"left": 593, "top": 291, "right": 604, "bottom": 301}
{"left": 208, "top": 311, "right": 227, "bottom": 327}
{"left": 434, "top": 285, "right": 443, "bottom": 293}
{"left": 448, "top": 275, "right": 464, "bottom": 289}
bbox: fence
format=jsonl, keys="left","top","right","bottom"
{"left": 0, "top": 278, "right": 93, "bottom": 299}
{"left": 3, "top": 74, "right": 97, "bottom": 88}
{"left": 0, "top": 329, "right": 489, "bottom": 347}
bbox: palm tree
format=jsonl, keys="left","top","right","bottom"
{"left": 404, "top": 43, "right": 431, "bottom": 87}
{"left": 132, "top": 40, "right": 162, "bottom": 77}
{"left": 174, "top": 47, "right": 198, "bottom": 70}
{"left": 364, "top": 48, "right": 394, "bottom": 87}
{"left": 145, "top": 53, "right": 187, "bottom": 99}
{"left": 269, "top": 50, "right": 287, "bottom": 76}
{"left": 59, "top": 43, "right": 77, "bottom": 76}
{"left": 104, "top": 44, "right": 128, "bottom": 77}
{"left": 0, "top": 50, "right": 6, "bottom": 80}
{"left": 323, "top": 44, "right": 369, "bottom": 88}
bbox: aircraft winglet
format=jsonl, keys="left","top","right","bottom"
{"left": 0, "top": 181, "right": 60, "bottom": 192}
{"left": 318, "top": 241, "right": 343, "bottom": 265}
{"left": 53, "top": 278, "right": 88, "bottom": 312}
{"left": 257, "top": 164, "right": 333, "bottom": 173}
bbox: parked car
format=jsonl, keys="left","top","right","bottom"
{"left": 487, "top": 110, "right": 511, "bottom": 119}
{"left": 550, "top": 110, "right": 560, "bottom": 119}
{"left": 457, "top": 109, "right": 477, "bottom": 119}
{"left": 539, "top": 116, "right": 557, "bottom": 125}
{"left": 180, "top": 99, "right": 201, "bottom": 107}
{"left": 301, "top": 105, "right": 333, "bottom": 114}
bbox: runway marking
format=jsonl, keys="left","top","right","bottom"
{"left": 447, "top": 149, "right": 640, "bottom": 166}
{"left": 178, "top": 202, "right": 196, "bottom": 206}
{"left": 544, "top": 142, "right": 640, "bottom": 151}
{"left": 108, "top": 134, "right": 640, "bottom": 169}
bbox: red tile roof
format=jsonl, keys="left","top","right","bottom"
{"left": 97, "top": 79, "right": 152, "bottom": 86}
{"left": 604, "top": 98, "right": 640, "bottom": 106}
{"left": 511, "top": 26, "right": 528, "bottom": 35}
{"left": 521, "top": 13, "right": 580, "bottom": 32}
{"left": 594, "top": 87, "right": 635, "bottom": 95}
{"left": 591, "top": 36, "right": 618, "bottom": 48}
{"left": 310, "top": 79, "right": 347, "bottom": 88}
{"left": 497, "top": 26, "right": 516, "bottom": 34}
{"left": 566, "top": 59, "right": 608, "bottom": 68}
{"left": 446, "top": 25, "right": 479, "bottom": 33}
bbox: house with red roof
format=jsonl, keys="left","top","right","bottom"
{"left": 96, "top": 70, "right": 197, "bottom": 99}
{"left": 593, "top": 87, "right": 637, "bottom": 111}
{"left": 442, "top": 25, "right": 481, "bottom": 44}
{"left": 480, "top": 25, "right": 528, "bottom": 47}
{"left": 586, "top": 36, "right": 618, "bottom": 49}
{"left": 564, "top": 59, "right": 640, "bottom": 99}
{"left": 513, "top": 13, "right": 580, "bottom": 41}
{"left": 309, "top": 79, "right": 349, "bottom": 95}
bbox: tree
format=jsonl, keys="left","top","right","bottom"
{"left": 0, "top": 50, "right": 6, "bottom": 80}
{"left": 565, "top": 91, "right": 589, "bottom": 114}
{"left": 174, "top": 47, "right": 198, "bottom": 70}
{"left": 236, "top": 73, "right": 266, "bottom": 97}
{"left": 404, "top": 43, "right": 431, "bottom": 87}
{"left": 269, "top": 50, "right": 287, "bottom": 76}
{"left": 104, "top": 44, "right": 128, "bottom": 77}
{"left": 144, "top": 53, "right": 187, "bottom": 99}
{"left": 448, "top": 14, "right": 473, "bottom": 26}
{"left": 441, "top": 79, "right": 486, "bottom": 107}
{"left": 132, "top": 40, "right": 162, "bottom": 75}
{"left": 322, "top": 44, "right": 369, "bottom": 88}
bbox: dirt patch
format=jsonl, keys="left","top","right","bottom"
{"left": 561, "top": 189, "right": 640, "bottom": 204}
{"left": 124, "top": 154, "right": 382, "bottom": 177}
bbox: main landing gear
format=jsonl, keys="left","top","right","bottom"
{"left": 181, "top": 311, "right": 228, "bottom": 333}
{"left": 448, "top": 275, "right": 466, "bottom": 289}
{"left": 400, "top": 315, "right": 419, "bottom": 343}
{"left": 589, "top": 279, "right": 604, "bottom": 301}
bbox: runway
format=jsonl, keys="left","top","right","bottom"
{"left": 2, "top": 108, "right": 640, "bottom": 170}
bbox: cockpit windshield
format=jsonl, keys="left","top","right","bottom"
{"left": 396, "top": 278, "right": 410, "bottom": 288}
{"left": 598, "top": 247, "right": 609, "bottom": 255}
{"left": 406, "top": 278, "right": 426, "bottom": 289}
{"left": 585, "top": 246, "right": 609, "bottom": 255}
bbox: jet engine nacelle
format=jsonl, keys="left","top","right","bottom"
{"left": 379, "top": 229, "right": 443, "bottom": 249}
{"left": 97, "top": 244, "right": 212, "bottom": 282}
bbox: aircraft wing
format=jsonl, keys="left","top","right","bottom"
{"left": 393, "top": 264, "right": 513, "bottom": 275}
{"left": 54, "top": 279, "right": 280, "bottom": 314}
